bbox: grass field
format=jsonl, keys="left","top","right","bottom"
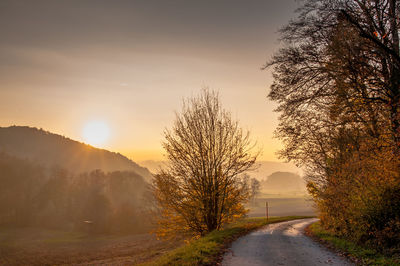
{"left": 0, "top": 216, "right": 312, "bottom": 265}
{"left": 0, "top": 227, "right": 182, "bottom": 265}
{"left": 247, "top": 195, "right": 315, "bottom": 217}
{"left": 0, "top": 196, "right": 315, "bottom": 265}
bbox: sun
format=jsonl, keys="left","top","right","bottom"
{"left": 82, "top": 121, "right": 110, "bottom": 147}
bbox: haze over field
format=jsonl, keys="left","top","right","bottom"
{"left": 139, "top": 159, "right": 302, "bottom": 179}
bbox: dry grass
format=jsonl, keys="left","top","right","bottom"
{"left": 0, "top": 227, "right": 182, "bottom": 265}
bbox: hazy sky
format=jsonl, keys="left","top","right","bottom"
{"left": 0, "top": 0, "right": 299, "bottom": 161}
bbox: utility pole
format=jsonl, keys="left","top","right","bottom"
{"left": 265, "top": 201, "right": 269, "bottom": 221}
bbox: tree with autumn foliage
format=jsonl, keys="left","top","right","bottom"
{"left": 153, "top": 89, "right": 258, "bottom": 238}
{"left": 266, "top": 0, "right": 400, "bottom": 251}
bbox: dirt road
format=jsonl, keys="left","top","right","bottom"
{"left": 222, "top": 218, "right": 353, "bottom": 266}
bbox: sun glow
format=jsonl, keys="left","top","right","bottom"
{"left": 82, "top": 121, "right": 110, "bottom": 147}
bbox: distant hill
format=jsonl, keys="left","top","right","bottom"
{"left": 0, "top": 126, "right": 153, "bottom": 181}
{"left": 250, "top": 161, "right": 302, "bottom": 180}
{"left": 138, "top": 160, "right": 167, "bottom": 173}
{"left": 261, "top": 171, "right": 306, "bottom": 193}
{"left": 139, "top": 160, "right": 302, "bottom": 177}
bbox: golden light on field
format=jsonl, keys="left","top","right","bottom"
{"left": 82, "top": 121, "right": 110, "bottom": 147}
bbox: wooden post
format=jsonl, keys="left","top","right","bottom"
{"left": 265, "top": 201, "right": 269, "bottom": 220}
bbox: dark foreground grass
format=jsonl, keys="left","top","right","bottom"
{"left": 307, "top": 222, "right": 400, "bottom": 265}
{"left": 142, "top": 215, "right": 312, "bottom": 266}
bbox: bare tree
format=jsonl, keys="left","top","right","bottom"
{"left": 153, "top": 89, "right": 258, "bottom": 237}
{"left": 249, "top": 177, "right": 261, "bottom": 205}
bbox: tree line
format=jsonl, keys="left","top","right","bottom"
{"left": 266, "top": 0, "right": 400, "bottom": 251}
{"left": 0, "top": 153, "right": 153, "bottom": 233}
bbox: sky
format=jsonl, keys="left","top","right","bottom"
{"left": 0, "top": 0, "right": 300, "bottom": 162}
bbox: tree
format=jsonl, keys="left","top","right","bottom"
{"left": 265, "top": 0, "right": 400, "bottom": 165}
{"left": 264, "top": 0, "right": 400, "bottom": 192}
{"left": 265, "top": 0, "right": 400, "bottom": 249}
{"left": 249, "top": 177, "right": 261, "bottom": 205}
{"left": 153, "top": 89, "right": 258, "bottom": 237}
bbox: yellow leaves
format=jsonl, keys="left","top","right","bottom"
{"left": 314, "top": 138, "right": 400, "bottom": 248}
{"left": 153, "top": 170, "right": 252, "bottom": 239}
{"left": 306, "top": 181, "right": 319, "bottom": 198}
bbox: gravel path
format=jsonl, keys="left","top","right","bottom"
{"left": 222, "top": 218, "right": 353, "bottom": 266}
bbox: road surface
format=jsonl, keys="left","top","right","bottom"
{"left": 222, "top": 218, "right": 353, "bottom": 266}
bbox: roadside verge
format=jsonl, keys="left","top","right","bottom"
{"left": 306, "top": 221, "right": 400, "bottom": 265}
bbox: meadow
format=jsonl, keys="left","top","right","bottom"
{"left": 247, "top": 194, "right": 315, "bottom": 217}
{"left": 0, "top": 195, "right": 314, "bottom": 265}
{"left": 0, "top": 226, "right": 182, "bottom": 265}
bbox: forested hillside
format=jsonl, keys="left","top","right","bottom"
{"left": 0, "top": 152, "right": 154, "bottom": 233}
{"left": 0, "top": 126, "right": 153, "bottom": 181}
{"left": 0, "top": 126, "right": 156, "bottom": 233}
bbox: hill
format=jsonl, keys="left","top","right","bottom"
{"left": 251, "top": 161, "right": 302, "bottom": 180}
{"left": 0, "top": 152, "right": 154, "bottom": 233}
{"left": 261, "top": 171, "right": 306, "bottom": 193}
{"left": 139, "top": 160, "right": 302, "bottom": 177}
{"left": 0, "top": 126, "right": 153, "bottom": 181}
{"left": 138, "top": 160, "right": 168, "bottom": 173}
